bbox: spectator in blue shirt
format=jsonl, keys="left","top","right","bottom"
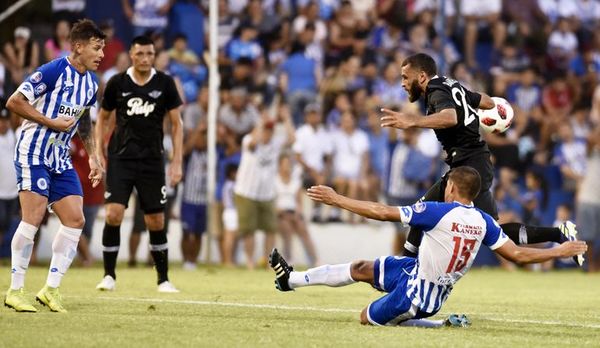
{"left": 280, "top": 41, "right": 320, "bottom": 126}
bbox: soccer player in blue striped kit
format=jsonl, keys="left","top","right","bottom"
{"left": 269, "top": 166, "right": 587, "bottom": 327}
{"left": 4, "top": 19, "right": 106, "bottom": 313}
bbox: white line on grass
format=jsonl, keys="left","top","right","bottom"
{"left": 89, "top": 296, "right": 600, "bottom": 329}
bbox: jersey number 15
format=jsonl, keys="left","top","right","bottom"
{"left": 446, "top": 236, "right": 476, "bottom": 273}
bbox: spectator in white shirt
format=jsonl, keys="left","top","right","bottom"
{"left": 234, "top": 112, "right": 295, "bottom": 269}
{"left": 330, "top": 111, "right": 369, "bottom": 222}
{"left": 293, "top": 104, "right": 332, "bottom": 222}
{"left": 276, "top": 154, "right": 318, "bottom": 266}
{"left": 0, "top": 105, "right": 18, "bottom": 245}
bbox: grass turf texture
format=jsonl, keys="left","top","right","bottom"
{"left": 1, "top": 265, "right": 599, "bottom": 347}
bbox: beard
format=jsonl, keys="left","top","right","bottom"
{"left": 408, "top": 80, "right": 423, "bottom": 102}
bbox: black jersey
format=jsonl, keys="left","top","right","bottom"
{"left": 101, "top": 69, "right": 182, "bottom": 159}
{"left": 424, "top": 76, "right": 488, "bottom": 164}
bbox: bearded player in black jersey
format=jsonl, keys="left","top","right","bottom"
{"left": 94, "top": 36, "right": 183, "bottom": 292}
{"left": 380, "top": 53, "right": 584, "bottom": 266}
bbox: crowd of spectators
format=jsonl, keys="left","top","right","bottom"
{"left": 0, "top": 0, "right": 599, "bottom": 271}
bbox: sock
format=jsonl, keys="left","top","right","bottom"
{"left": 399, "top": 319, "right": 445, "bottom": 328}
{"left": 102, "top": 224, "right": 121, "bottom": 279}
{"left": 403, "top": 227, "right": 423, "bottom": 257}
{"left": 10, "top": 222, "right": 38, "bottom": 290}
{"left": 501, "top": 223, "right": 565, "bottom": 245}
{"left": 47, "top": 225, "right": 82, "bottom": 288}
{"left": 288, "top": 263, "right": 355, "bottom": 289}
{"left": 149, "top": 229, "right": 169, "bottom": 284}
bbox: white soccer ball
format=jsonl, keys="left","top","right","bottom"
{"left": 478, "top": 97, "right": 514, "bottom": 134}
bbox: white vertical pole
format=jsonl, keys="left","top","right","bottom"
{"left": 205, "top": 0, "right": 220, "bottom": 263}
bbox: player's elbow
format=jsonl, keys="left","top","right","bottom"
{"left": 369, "top": 204, "right": 396, "bottom": 221}
{"left": 6, "top": 93, "right": 22, "bottom": 113}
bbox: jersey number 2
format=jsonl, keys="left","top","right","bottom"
{"left": 446, "top": 236, "right": 476, "bottom": 273}
{"left": 451, "top": 87, "right": 477, "bottom": 126}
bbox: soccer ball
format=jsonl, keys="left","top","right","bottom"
{"left": 478, "top": 97, "right": 514, "bottom": 134}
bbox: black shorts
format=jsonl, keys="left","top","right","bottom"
{"left": 418, "top": 153, "right": 498, "bottom": 220}
{"left": 105, "top": 157, "right": 166, "bottom": 214}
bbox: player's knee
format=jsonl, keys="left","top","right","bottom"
{"left": 144, "top": 213, "right": 164, "bottom": 230}
{"left": 350, "top": 260, "right": 373, "bottom": 282}
{"left": 105, "top": 209, "right": 124, "bottom": 225}
{"left": 68, "top": 214, "right": 85, "bottom": 229}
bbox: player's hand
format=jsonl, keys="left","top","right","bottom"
{"left": 557, "top": 241, "right": 588, "bottom": 258}
{"left": 307, "top": 185, "right": 338, "bottom": 206}
{"left": 380, "top": 108, "right": 418, "bottom": 129}
{"left": 48, "top": 116, "right": 76, "bottom": 132}
{"left": 168, "top": 160, "right": 183, "bottom": 187}
{"left": 88, "top": 156, "right": 105, "bottom": 188}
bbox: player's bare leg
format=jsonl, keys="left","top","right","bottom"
{"left": 5, "top": 191, "right": 46, "bottom": 312}
{"left": 37, "top": 195, "right": 85, "bottom": 313}
{"left": 244, "top": 234, "right": 256, "bottom": 270}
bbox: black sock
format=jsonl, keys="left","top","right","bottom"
{"left": 403, "top": 228, "right": 423, "bottom": 258}
{"left": 500, "top": 223, "right": 565, "bottom": 245}
{"left": 102, "top": 224, "right": 121, "bottom": 279}
{"left": 149, "top": 229, "right": 169, "bottom": 284}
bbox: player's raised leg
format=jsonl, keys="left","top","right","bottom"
{"left": 4, "top": 190, "right": 47, "bottom": 313}
{"left": 269, "top": 248, "right": 365, "bottom": 291}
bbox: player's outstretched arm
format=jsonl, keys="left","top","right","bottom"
{"left": 78, "top": 109, "right": 103, "bottom": 188}
{"left": 307, "top": 185, "right": 400, "bottom": 221}
{"left": 494, "top": 239, "right": 587, "bottom": 264}
{"left": 6, "top": 92, "right": 75, "bottom": 132}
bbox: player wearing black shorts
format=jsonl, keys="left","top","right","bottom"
{"left": 380, "top": 53, "right": 583, "bottom": 266}
{"left": 94, "top": 36, "right": 183, "bottom": 292}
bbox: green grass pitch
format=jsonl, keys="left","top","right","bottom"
{"left": 1, "top": 265, "right": 599, "bottom": 347}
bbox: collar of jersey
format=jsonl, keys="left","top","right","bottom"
{"left": 453, "top": 201, "right": 474, "bottom": 207}
{"left": 65, "top": 56, "right": 89, "bottom": 76}
{"left": 126, "top": 67, "right": 156, "bottom": 86}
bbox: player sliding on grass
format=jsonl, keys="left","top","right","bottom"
{"left": 269, "top": 166, "right": 586, "bottom": 327}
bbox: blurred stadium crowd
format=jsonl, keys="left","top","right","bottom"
{"left": 0, "top": 0, "right": 599, "bottom": 271}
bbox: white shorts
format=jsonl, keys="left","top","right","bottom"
{"left": 223, "top": 208, "right": 238, "bottom": 231}
{"left": 460, "top": 0, "right": 501, "bottom": 16}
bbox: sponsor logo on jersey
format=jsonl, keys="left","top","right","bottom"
{"left": 126, "top": 97, "right": 156, "bottom": 117}
{"left": 63, "top": 81, "right": 74, "bottom": 92}
{"left": 148, "top": 90, "right": 162, "bottom": 99}
{"left": 22, "top": 83, "right": 33, "bottom": 92}
{"left": 104, "top": 191, "right": 112, "bottom": 199}
{"left": 58, "top": 103, "right": 83, "bottom": 118}
{"left": 450, "top": 222, "right": 483, "bottom": 236}
{"left": 412, "top": 202, "right": 426, "bottom": 213}
{"left": 122, "top": 92, "right": 132, "bottom": 97}
{"left": 400, "top": 206, "right": 413, "bottom": 222}
{"left": 34, "top": 83, "right": 47, "bottom": 95}
{"left": 30, "top": 71, "right": 43, "bottom": 83}
{"left": 442, "top": 77, "right": 457, "bottom": 87}
{"left": 37, "top": 178, "right": 48, "bottom": 190}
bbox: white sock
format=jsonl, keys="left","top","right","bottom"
{"left": 288, "top": 263, "right": 355, "bottom": 289}
{"left": 10, "top": 222, "right": 38, "bottom": 290}
{"left": 46, "top": 225, "right": 82, "bottom": 288}
{"left": 399, "top": 319, "right": 445, "bottom": 328}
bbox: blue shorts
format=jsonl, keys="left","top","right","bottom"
{"left": 15, "top": 163, "right": 83, "bottom": 204}
{"left": 367, "top": 256, "right": 437, "bottom": 326}
{"left": 180, "top": 202, "right": 207, "bottom": 235}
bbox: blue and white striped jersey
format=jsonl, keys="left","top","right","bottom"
{"left": 15, "top": 57, "right": 98, "bottom": 173}
{"left": 398, "top": 201, "right": 509, "bottom": 314}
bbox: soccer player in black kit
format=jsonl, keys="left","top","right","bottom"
{"left": 95, "top": 36, "right": 183, "bottom": 292}
{"left": 380, "top": 53, "right": 584, "bottom": 266}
